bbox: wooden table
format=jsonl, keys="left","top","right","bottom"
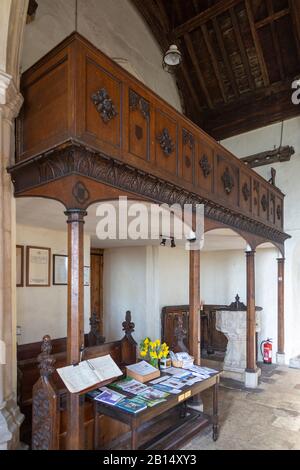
{"left": 93, "top": 372, "right": 220, "bottom": 450}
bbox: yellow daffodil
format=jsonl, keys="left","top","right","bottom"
{"left": 140, "top": 350, "right": 147, "bottom": 357}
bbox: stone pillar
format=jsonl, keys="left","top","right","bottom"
{"left": 245, "top": 249, "right": 259, "bottom": 388}
{"left": 276, "top": 257, "right": 285, "bottom": 365}
{"left": 0, "top": 72, "right": 24, "bottom": 449}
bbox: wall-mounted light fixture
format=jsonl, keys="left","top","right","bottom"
{"left": 162, "top": 44, "right": 182, "bottom": 73}
{"left": 160, "top": 235, "right": 176, "bottom": 248}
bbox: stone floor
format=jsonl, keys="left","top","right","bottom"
{"left": 182, "top": 364, "right": 300, "bottom": 450}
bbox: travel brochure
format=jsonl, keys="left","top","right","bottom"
{"left": 90, "top": 364, "right": 218, "bottom": 414}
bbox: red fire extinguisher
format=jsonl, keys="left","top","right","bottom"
{"left": 260, "top": 338, "right": 273, "bottom": 364}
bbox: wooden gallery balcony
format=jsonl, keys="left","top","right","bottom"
{"left": 10, "top": 33, "right": 289, "bottom": 249}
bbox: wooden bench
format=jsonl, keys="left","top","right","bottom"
{"left": 18, "top": 311, "right": 137, "bottom": 449}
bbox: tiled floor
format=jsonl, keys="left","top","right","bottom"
{"left": 182, "top": 364, "right": 300, "bottom": 450}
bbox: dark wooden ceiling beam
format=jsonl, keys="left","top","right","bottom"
{"left": 154, "top": 0, "right": 171, "bottom": 32}
{"left": 245, "top": 0, "right": 270, "bottom": 87}
{"left": 229, "top": 6, "right": 255, "bottom": 90}
{"left": 184, "top": 33, "right": 214, "bottom": 109}
{"left": 267, "top": 0, "right": 285, "bottom": 81}
{"left": 241, "top": 146, "right": 295, "bottom": 168}
{"left": 289, "top": 0, "right": 300, "bottom": 61}
{"left": 212, "top": 16, "right": 239, "bottom": 98}
{"left": 173, "top": 0, "right": 242, "bottom": 38}
{"left": 201, "top": 24, "right": 228, "bottom": 102}
{"left": 254, "top": 7, "right": 290, "bottom": 29}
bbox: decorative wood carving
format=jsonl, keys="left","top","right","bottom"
{"left": 9, "top": 142, "right": 289, "bottom": 245}
{"left": 32, "top": 335, "right": 59, "bottom": 450}
{"left": 174, "top": 315, "right": 188, "bottom": 352}
{"left": 88, "top": 312, "right": 105, "bottom": 346}
{"left": 222, "top": 167, "right": 234, "bottom": 194}
{"left": 185, "top": 155, "right": 191, "bottom": 168}
{"left": 122, "top": 310, "right": 135, "bottom": 337}
{"left": 182, "top": 129, "right": 194, "bottom": 149}
{"left": 91, "top": 88, "right": 118, "bottom": 123}
{"left": 253, "top": 180, "right": 259, "bottom": 206}
{"left": 129, "top": 89, "right": 150, "bottom": 120}
{"left": 268, "top": 168, "right": 276, "bottom": 186}
{"left": 228, "top": 294, "right": 247, "bottom": 311}
{"left": 157, "top": 128, "right": 175, "bottom": 156}
{"left": 261, "top": 194, "right": 268, "bottom": 212}
{"left": 242, "top": 182, "right": 250, "bottom": 201}
{"left": 277, "top": 204, "right": 282, "bottom": 220}
{"left": 199, "top": 154, "right": 211, "bottom": 178}
{"left": 72, "top": 181, "right": 90, "bottom": 205}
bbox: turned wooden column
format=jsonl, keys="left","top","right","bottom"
{"left": 246, "top": 250, "right": 256, "bottom": 372}
{"left": 189, "top": 248, "right": 201, "bottom": 365}
{"left": 277, "top": 257, "right": 285, "bottom": 355}
{"left": 65, "top": 209, "right": 87, "bottom": 450}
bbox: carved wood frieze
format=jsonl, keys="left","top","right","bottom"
{"left": 242, "top": 182, "right": 250, "bottom": 201}
{"left": 8, "top": 141, "right": 289, "bottom": 245}
{"left": 157, "top": 128, "right": 175, "bottom": 156}
{"left": 91, "top": 88, "right": 118, "bottom": 123}
{"left": 222, "top": 167, "right": 234, "bottom": 194}
{"left": 129, "top": 89, "right": 150, "bottom": 120}
{"left": 199, "top": 154, "right": 211, "bottom": 178}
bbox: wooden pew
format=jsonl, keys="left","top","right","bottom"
{"left": 18, "top": 311, "right": 137, "bottom": 449}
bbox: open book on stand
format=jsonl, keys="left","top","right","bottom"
{"left": 57, "top": 354, "right": 123, "bottom": 394}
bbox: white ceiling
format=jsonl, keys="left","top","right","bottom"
{"left": 16, "top": 198, "right": 275, "bottom": 252}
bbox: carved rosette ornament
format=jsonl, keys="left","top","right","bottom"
{"left": 129, "top": 89, "right": 150, "bottom": 120}
{"left": 261, "top": 194, "right": 268, "bottom": 212}
{"left": 72, "top": 181, "right": 90, "bottom": 205}
{"left": 242, "top": 182, "right": 250, "bottom": 201}
{"left": 157, "top": 128, "right": 175, "bottom": 156}
{"left": 91, "top": 88, "right": 118, "bottom": 123}
{"left": 199, "top": 154, "right": 211, "bottom": 178}
{"left": 222, "top": 167, "right": 234, "bottom": 194}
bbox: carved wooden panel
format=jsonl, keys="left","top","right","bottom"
{"left": 240, "top": 172, "right": 252, "bottom": 214}
{"left": 196, "top": 141, "right": 214, "bottom": 193}
{"left": 155, "top": 109, "right": 178, "bottom": 175}
{"left": 18, "top": 52, "right": 70, "bottom": 161}
{"left": 275, "top": 196, "right": 283, "bottom": 229}
{"left": 85, "top": 57, "right": 121, "bottom": 151}
{"left": 182, "top": 128, "right": 195, "bottom": 184}
{"left": 216, "top": 154, "right": 239, "bottom": 207}
{"left": 128, "top": 89, "right": 150, "bottom": 161}
{"left": 252, "top": 179, "right": 260, "bottom": 218}
{"left": 260, "top": 185, "right": 269, "bottom": 222}
{"left": 269, "top": 192, "right": 276, "bottom": 225}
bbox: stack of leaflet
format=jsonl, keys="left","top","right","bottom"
{"left": 184, "top": 365, "right": 218, "bottom": 380}
{"left": 110, "top": 377, "right": 168, "bottom": 407}
{"left": 94, "top": 387, "right": 125, "bottom": 405}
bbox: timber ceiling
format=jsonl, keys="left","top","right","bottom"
{"left": 131, "top": 0, "right": 300, "bottom": 139}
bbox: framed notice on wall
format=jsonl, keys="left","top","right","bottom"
{"left": 53, "top": 254, "right": 68, "bottom": 285}
{"left": 16, "top": 245, "right": 24, "bottom": 287}
{"left": 26, "top": 246, "right": 51, "bottom": 287}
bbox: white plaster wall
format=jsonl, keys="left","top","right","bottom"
{"left": 21, "top": 0, "right": 181, "bottom": 111}
{"left": 16, "top": 224, "right": 91, "bottom": 344}
{"left": 221, "top": 116, "right": 300, "bottom": 362}
{"left": 103, "top": 246, "right": 147, "bottom": 343}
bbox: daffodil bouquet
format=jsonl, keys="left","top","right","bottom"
{"left": 139, "top": 337, "right": 169, "bottom": 368}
